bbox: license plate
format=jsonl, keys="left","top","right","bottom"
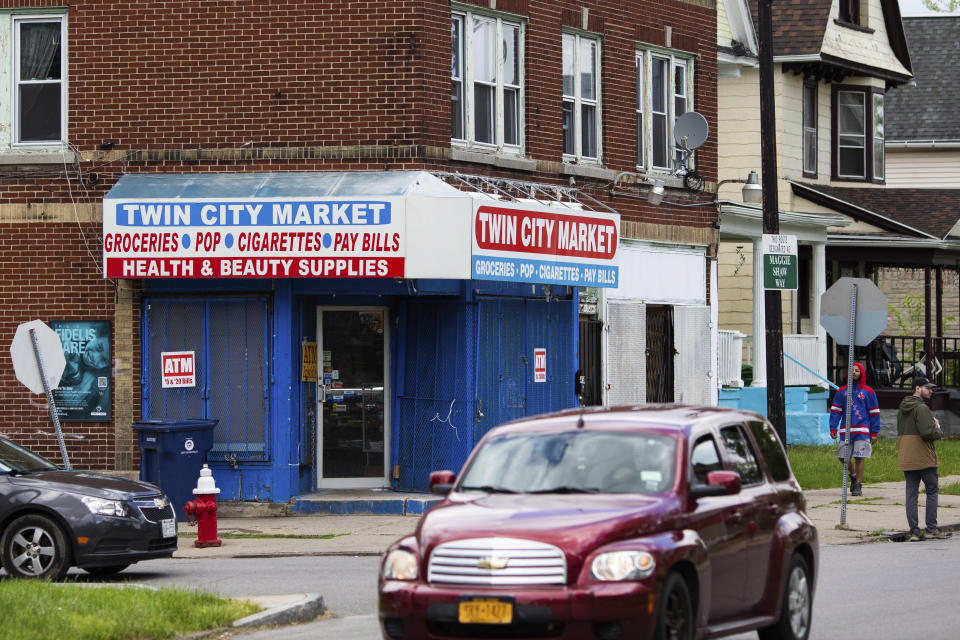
{"left": 161, "top": 518, "right": 176, "bottom": 538}
{"left": 458, "top": 598, "right": 513, "bottom": 624}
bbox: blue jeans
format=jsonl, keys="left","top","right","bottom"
{"left": 904, "top": 467, "right": 939, "bottom": 533}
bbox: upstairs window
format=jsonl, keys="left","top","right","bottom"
{"left": 873, "top": 93, "right": 884, "bottom": 181}
{"left": 802, "top": 80, "right": 818, "bottom": 176}
{"left": 451, "top": 10, "right": 524, "bottom": 153}
{"left": 833, "top": 85, "right": 884, "bottom": 183}
{"left": 636, "top": 48, "right": 694, "bottom": 172}
{"left": 563, "top": 31, "right": 601, "bottom": 162}
{"left": 14, "top": 15, "right": 65, "bottom": 144}
{"left": 839, "top": 0, "right": 860, "bottom": 25}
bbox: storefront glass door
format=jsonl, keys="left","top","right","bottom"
{"left": 316, "top": 308, "right": 388, "bottom": 488}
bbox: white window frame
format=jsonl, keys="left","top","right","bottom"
{"left": 802, "top": 80, "right": 818, "bottom": 176}
{"left": 635, "top": 51, "right": 644, "bottom": 168}
{"left": 636, "top": 46, "right": 694, "bottom": 174}
{"left": 872, "top": 92, "right": 884, "bottom": 181}
{"left": 836, "top": 89, "right": 866, "bottom": 180}
{"left": 451, "top": 6, "right": 525, "bottom": 155}
{"left": 562, "top": 30, "right": 602, "bottom": 163}
{"left": 13, "top": 14, "right": 66, "bottom": 146}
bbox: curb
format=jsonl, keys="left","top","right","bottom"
{"left": 177, "top": 550, "right": 384, "bottom": 559}
{"left": 232, "top": 593, "right": 326, "bottom": 628}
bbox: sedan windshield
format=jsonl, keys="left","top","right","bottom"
{"left": 0, "top": 438, "right": 58, "bottom": 473}
{"left": 458, "top": 430, "right": 676, "bottom": 494}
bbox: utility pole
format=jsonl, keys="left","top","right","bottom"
{"left": 758, "top": 0, "right": 787, "bottom": 443}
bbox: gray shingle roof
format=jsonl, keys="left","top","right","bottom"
{"left": 886, "top": 17, "right": 960, "bottom": 142}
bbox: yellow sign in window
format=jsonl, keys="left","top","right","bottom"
{"left": 301, "top": 341, "right": 317, "bottom": 382}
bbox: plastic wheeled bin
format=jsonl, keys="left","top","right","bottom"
{"left": 133, "top": 419, "right": 217, "bottom": 521}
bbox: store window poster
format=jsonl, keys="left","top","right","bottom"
{"left": 50, "top": 320, "right": 112, "bottom": 422}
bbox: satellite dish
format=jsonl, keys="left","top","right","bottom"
{"left": 674, "top": 111, "right": 709, "bottom": 150}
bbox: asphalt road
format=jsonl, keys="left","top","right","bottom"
{"left": 72, "top": 536, "right": 960, "bottom": 639}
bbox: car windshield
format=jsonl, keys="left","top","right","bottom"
{"left": 0, "top": 438, "right": 58, "bottom": 473}
{"left": 458, "top": 430, "right": 676, "bottom": 494}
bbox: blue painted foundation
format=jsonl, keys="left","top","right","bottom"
{"left": 718, "top": 386, "right": 833, "bottom": 445}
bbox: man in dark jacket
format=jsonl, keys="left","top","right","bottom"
{"left": 830, "top": 362, "right": 880, "bottom": 496}
{"left": 897, "top": 375, "right": 950, "bottom": 540}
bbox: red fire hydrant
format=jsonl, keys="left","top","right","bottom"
{"left": 183, "top": 464, "right": 222, "bottom": 548}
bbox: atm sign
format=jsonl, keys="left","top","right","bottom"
{"left": 162, "top": 351, "right": 196, "bottom": 388}
{"left": 534, "top": 348, "right": 547, "bottom": 383}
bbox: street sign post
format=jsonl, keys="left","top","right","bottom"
{"left": 9, "top": 320, "right": 71, "bottom": 468}
{"left": 820, "top": 278, "right": 888, "bottom": 525}
{"left": 762, "top": 234, "right": 798, "bottom": 291}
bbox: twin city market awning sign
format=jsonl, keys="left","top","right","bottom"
{"left": 472, "top": 201, "right": 619, "bottom": 287}
{"left": 761, "top": 234, "right": 798, "bottom": 291}
{"left": 102, "top": 173, "right": 620, "bottom": 287}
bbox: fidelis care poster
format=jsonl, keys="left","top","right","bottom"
{"left": 50, "top": 320, "right": 112, "bottom": 422}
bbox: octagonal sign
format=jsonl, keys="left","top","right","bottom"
{"left": 820, "top": 277, "right": 888, "bottom": 346}
{"left": 10, "top": 320, "right": 66, "bottom": 394}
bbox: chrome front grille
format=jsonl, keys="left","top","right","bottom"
{"left": 427, "top": 537, "right": 567, "bottom": 586}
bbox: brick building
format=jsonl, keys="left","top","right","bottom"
{"left": 2, "top": 0, "right": 718, "bottom": 501}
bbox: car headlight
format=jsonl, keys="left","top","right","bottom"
{"left": 591, "top": 551, "right": 656, "bottom": 581}
{"left": 382, "top": 549, "right": 419, "bottom": 580}
{"left": 81, "top": 496, "right": 129, "bottom": 518}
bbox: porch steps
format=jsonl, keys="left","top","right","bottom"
{"left": 718, "top": 386, "right": 833, "bottom": 445}
{"left": 219, "top": 490, "right": 441, "bottom": 517}
{"left": 292, "top": 490, "right": 441, "bottom": 516}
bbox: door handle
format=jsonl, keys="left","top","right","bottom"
{"left": 765, "top": 504, "right": 780, "bottom": 515}
{"left": 726, "top": 510, "right": 743, "bottom": 523}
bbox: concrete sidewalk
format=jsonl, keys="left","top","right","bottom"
{"left": 173, "top": 474, "right": 960, "bottom": 560}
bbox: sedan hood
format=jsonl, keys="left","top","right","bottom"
{"left": 7, "top": 470, "right": 163, "bottom": 500}
{"left": 419, "top": 493, "right": 680, "bottom": 559}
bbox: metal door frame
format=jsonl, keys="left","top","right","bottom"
{"left": 316, "top": 306, "right": 390, "bottom": 489}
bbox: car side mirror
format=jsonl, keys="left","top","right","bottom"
{"left": 429, "top": 470, "right": 456, "bottom": 495}
{"left": 689, "top": 470, "right": 742, "bottom": 499}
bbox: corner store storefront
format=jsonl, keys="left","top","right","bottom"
{"left": 103, "top": 172, "right": 620, "bottom": 501}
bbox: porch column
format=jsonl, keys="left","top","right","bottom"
{"left": 812, "top": 242, "right": 827, "bottom": 380}
{"left": 752, "top": 240, "right": 767, "bottom": 386}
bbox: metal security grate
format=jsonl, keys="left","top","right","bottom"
{"left": 428, "top": 537, "right": 566, "bottom": 586}
{"left": 673, "top": 305, "right": 712, "bottom": 405}
{"left": 144, "top": 297, "right": 269, "bottom": 461}
{"left": 605, "top": 300, "right": 646, "bottom": 405}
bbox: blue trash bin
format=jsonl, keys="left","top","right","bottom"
{"left": 133, "top": 419, "right": 217, "bottom": 521}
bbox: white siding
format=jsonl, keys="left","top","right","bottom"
{"left": 885, "top": 150, "right": 960, "bottom": 188}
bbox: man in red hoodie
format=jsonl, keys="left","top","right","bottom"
{"left": 829, "top": 362, "right": 881, "bottom": 496}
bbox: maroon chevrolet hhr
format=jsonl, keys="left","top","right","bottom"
{"left": 379, "top": 406, "right": 817, "bottom": 640}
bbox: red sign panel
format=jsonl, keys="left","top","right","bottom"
{"left": 162, "top": 351, "right": 196, "bottom": 388}
{"left": 534, "top": 348, "right": 547, "bottom": 383}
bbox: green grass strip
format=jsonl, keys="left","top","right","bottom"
{"left": 788, "top": 438, "right": 960, "bottom": 490}
{"left": 0, "top": 580, "right": 259, "bottom": 640}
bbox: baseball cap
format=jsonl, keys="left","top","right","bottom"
{"left": 913, "top": 375, "right": 936, "bottom": 389}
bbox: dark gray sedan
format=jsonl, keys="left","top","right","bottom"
{"left": 0, "top": 435, "right": 177, "bottom": 580}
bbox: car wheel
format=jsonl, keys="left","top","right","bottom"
{"left": 82, "top": 564, "right": 131, "bottom": 576}
{"left": 759, "top": 554, "right": 812, "bottom": 640}
{"left": 1, "top": 514, "right": 72, "bottom": 580}
{"left": 654, "top": 572, "right": 694, "bottom": 640}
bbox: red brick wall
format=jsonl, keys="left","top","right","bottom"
{"left": 0, "top": 220, "right": 117, "bottom": 467}
{"left": 0, "top": 0, "right": 717, "bottom": 468}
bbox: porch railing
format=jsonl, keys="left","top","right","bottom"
{"left": 719, "top": 331, "right": 822, "bottom": 388}
{"left": 718, "top": 330, "right": 745, "bottom": 387}
{"left": 783, "top": 335, "right": 822, "bottom": 386}
{"left": 856, "top": 335, "right": 960, "bottom": 389}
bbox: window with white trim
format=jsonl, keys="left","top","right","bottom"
{"left": 832, "top": 85, "right": 884, "bottom": 182}
{"left": 636, "top": 48, "right": 693, "bottom": 172}
{"left": 872, "top": 93, "right": 884, "bottom": 181}
{"left": 802, "top": 79, "right": 817, "bottom": 176}
{"left": 635, "top": 52, "right": 644, "bottom": 167}
{"left": 14, "top": 15, "right": 65, "bottom": 145}
{"left": 562, "top": 31, "right": 601, "bottom": 162}
{"left": 451, "top": 9, "right": 523, "bottom": 153}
